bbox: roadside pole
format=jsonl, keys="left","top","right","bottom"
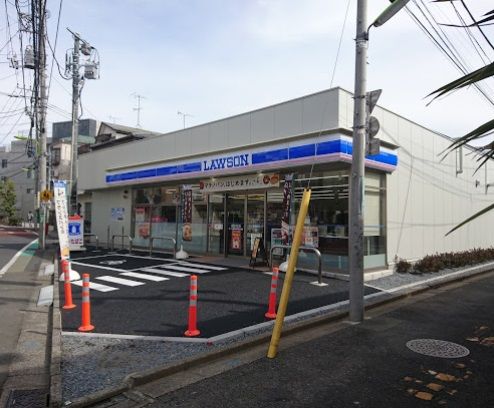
{"left": 69, "top": 35, "right": 80, "bottom": 215}
{"left": 349, "top": 0, "right": 367, "bottom": 323}
{"left": 38, "top": 0, "right": 48, "bottom": 249}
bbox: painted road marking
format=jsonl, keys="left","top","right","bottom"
{"left": 71, "top": 280, "right": 118, "bottom": 292}
{"left": 120, "top": 272, "right": 169, "bottom": 282}
{"left": 177, "top": 261, "right": 227, "bottom": 271}
{"left": 0, "top": 238, "right": 38, "bottom": 277}
{"left": 160, "top": 264, "right": 212, "bottom": 274}
{"left": 71, "top": 261, "right": 128, "bottom": 273}
{"left": 140, "top": 268, "right": 189, "bottom": 278}
{"left": 96, "top": 276, "right": 145, "bottom": 286}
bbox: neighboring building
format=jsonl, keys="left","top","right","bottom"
{"left": 80, "top": 122, "right": 161, "bottom": 153}
{"left": 78, "top": 88, "right": 494, "bottom": 275}
{"left": 0, "top": 140, "right": 36, "bottom": 221}
{"left": 52, "top": 118, "right": 98, "bottom": 145}
{"left": 50, "top": 139, "right": 72, "bottom": 181}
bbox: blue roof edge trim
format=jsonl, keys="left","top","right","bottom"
{"left": 106, "top": 137, "right": 398, "bottom": 183}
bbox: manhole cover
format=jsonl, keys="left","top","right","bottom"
{"left": 406, "top": 339, "right": 470, "bottom": 358}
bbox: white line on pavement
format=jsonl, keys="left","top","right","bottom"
{"left": 71, "top": 280, "right": 118, "bottom": 292}
{"left": 0, "top": 238, "right": 38, "bottom": 277}
{"left": 70, "top": 261, "right": 128, "bottom": 273}
{"left": 120, "top": 272, "right": 169, "bottom": 282}
{"left": 160, "top": 264, "right": 212, "bottom": 274}
{"left": 140, "top": 268, "right": 189, "bottom": 278}
{"left": 177, "top": 261, "right": 227, "bottom": 271}
{"left": 96, "top": 276, "right": 145, "bottom": 286}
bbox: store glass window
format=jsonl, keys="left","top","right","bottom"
{"left": 363, "top": 172, "right": 386, "bottom": 268}
{"left": 178, "top": 186, "right": 207, "bottom": 253}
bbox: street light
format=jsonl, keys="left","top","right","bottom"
{"left": 349, "top": 0, "right": 411, "bottom": 323}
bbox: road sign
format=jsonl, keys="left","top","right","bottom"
{"left": 40, "top": 189, "right": 52, "bottom": 202}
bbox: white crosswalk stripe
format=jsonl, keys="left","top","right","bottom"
{"left": 177, "top": 261, "right": 227, "bottom": 271}
{"left": 120, "top": 272, "right": 169, "bottom": 282}
{"left": 140, "top": 268, "right": 189, "bottom": 278}
{"left": 96, "top": 276, "right": 145, "bottom": 286}
{"left": 158, "top": 264, "right": 212, "bottom": 274}
{"left": 71, "top": 280, "right": 118, "bottom": 292}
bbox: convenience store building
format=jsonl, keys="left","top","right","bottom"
{"left": 78, "top": 88, "right": 494, "bottom": 274}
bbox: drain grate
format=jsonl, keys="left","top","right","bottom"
{"left": 406, "top": 339, "right": 470, "bottom": 358}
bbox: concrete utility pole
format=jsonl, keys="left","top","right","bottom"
{"left": 38, "top": 0, "right": 48, "bottom": 248}
{"left": 349, "top": 0, "right": 368, "bottom": 323}
{"left": 349, "top": 0, "right": 411, "bottom": 323}
{"left": 69, "top": 35, "right": 80, "bottom": 215}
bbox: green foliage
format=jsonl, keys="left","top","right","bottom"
{"left": 404, "top": 248, "right": 494, "bottom": 274}
{"left": 394, "top": 256, "right": 412, "bottom": 273}
{"left": 0, "top": 179, "right": 19, "bottom": 225}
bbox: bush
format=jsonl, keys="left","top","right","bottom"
{"left": 395, "top": 257, "right": 412, "bottom": 273}
{"left": 404, "top": 247, "right": 494, "bottom": 274}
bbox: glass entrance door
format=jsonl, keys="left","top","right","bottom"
{"left": 208, "top": 193, "right": 225, "bottom": 255}
{"left": 246, "top": 193, "right": 264, "bottom": 254}
{"left": 227, "top": 194, "right": 245, "bottom": 255}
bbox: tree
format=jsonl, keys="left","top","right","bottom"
{"left": 427, "top": 3, "right": 494, "bottom": 235}
{"left": 0, "top": 179, "right": 19, "bottom": 226}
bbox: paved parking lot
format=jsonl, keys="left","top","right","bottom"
{"left": 60, "top": 249, "right": 380, "bottom": 338}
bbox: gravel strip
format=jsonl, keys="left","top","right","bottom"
{"left": 61, "top": 336, "right": 217, "bottom": 402}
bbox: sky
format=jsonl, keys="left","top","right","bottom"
{"left": 1, "top": 0, "right": 493, "bottom": 147}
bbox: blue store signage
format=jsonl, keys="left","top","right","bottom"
{"left": 106, "top": 135, "right": 398, "bottom": 184}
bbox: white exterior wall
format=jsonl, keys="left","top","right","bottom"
{"left": 339, "top": 89, "right": 494, "bottom": 263}
{"left": 79, "top": 88, "right": 340, "bottom": 191}
{"left": 91, "top": 188, "right": 132, "bottom": 247}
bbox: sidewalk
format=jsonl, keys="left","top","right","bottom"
{"left": 0, "top": 235, "right": 57, "bottom": 408}
{"left": 94, "top": 268, "right": 494, "bottom": 408}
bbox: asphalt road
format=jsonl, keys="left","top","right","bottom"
{"left": 0, "top": 227, "right": 39, "bottom": 392}
{"left": 144, "top": 271, "right": 494, "bottom": 408}
{"left": 61, "top": 252, "right": 379, "bottom": 338}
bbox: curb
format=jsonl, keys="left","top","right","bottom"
{"left": 49, "top": 257, "right": 63, "bottom": 408}
{"left": 62, "top": 261, "right": 494, "bottom": 407}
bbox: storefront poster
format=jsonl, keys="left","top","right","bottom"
{"left": 302, "top": 226, "right": 319, "bottom": 248}
{"left": 111, "top": 207, "right": 125, "bottom": 221}
{"left": 135, "top": 207, "right": 145, "bottom": 223}
{"left": 182, "top": 186, "right": 192, "bottom": 241}
{"left": 138, "top": 222, "right": 150, "bottom": 238}
{"left": 281, "top": 174, "right": 293, "bottom": 245}
{"left": 231, "top": 228, "right": 242, "bottom": 251}
{"left": 271, "top": 228, "right": 283, "bottom": 255}
{"left": 53, "top": 180, "right": 70, "bottom": 259}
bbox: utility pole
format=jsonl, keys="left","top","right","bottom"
{"left": 349, "top": 0, "right": 368, "bottom": 323}
{"left": 69, "top": 35, "right": 80, "bottom": 216}
{"left": 349, "top": 0, "right": 411, "bottom": 323}
{"left": 66, "top": 29, "right": 99, "bottom": 215}
{"left": 38, "top": 0, "right": 48, "bottom": 248}
{"left": 132, "top": 93, "right": 145, "bottom": 128}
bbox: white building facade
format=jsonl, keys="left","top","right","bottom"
{"left": 78, "top": 88, "right": 494, "bottom": 273}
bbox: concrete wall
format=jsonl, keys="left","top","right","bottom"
{"left": 79, "top": 88, "right": 341, "bottom": 191}
{"left": 339, "top": 89, "right": 494, "bottom": 263}
{"left": 90, "top": 188, "right": 132, "bottom": 247}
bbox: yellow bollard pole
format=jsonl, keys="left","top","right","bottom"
{"left": 267, "top": 188, "right": 311, "bottom": 359}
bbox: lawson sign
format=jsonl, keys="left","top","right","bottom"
{"left": 203, "top": 154, "right": 249, "bottom": 171}
{"left": 105, "top": 135, "right": 398, "bottom": 184}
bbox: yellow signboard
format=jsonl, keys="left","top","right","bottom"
{"left": 40, "top": 190, "right": 53, "bottom": 202}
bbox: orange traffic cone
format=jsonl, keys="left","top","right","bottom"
{"left": 62, "top": 260, "right": 76, "bottom": 310}
{"left": 184, "top": 275, "right": 200, "bottom": 337}
{"left": 78, "top": 274, "right": 94, "bottom": 332}
{"left": 265, "top": 267, "right": 279, "bottom": 319}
